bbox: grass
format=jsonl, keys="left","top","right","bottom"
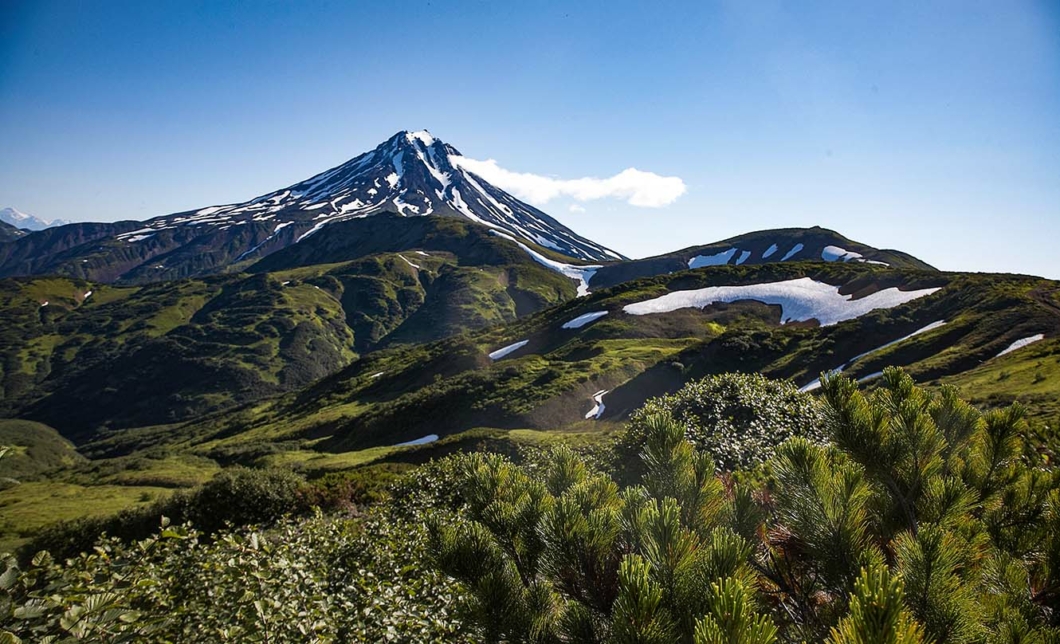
{"left": 936, "top": 337, "right": 1060, "bottom": 458}
{"left": 0, "top": 419, "right": 85, "bottom": 479}
{"left": 0, "top": 481, "right": 174, "bottom": 553}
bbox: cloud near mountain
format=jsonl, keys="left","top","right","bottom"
{"left": 449, "top": 156, "right": 686, "bottom": 208}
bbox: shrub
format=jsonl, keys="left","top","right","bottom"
{"left": 428, "top": 368, "right": 1060, "bottom": 643}
{"left": 619, "top": 372, "right": 826, "bottom": 472}
{"left": 22, "top": 467, "right": 311, "bottom": 561}
{"left": 1, "top": 510, "right": 470, "bottom": 642}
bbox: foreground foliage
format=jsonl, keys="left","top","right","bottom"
{"left": 1, "top": 505, "right": 469, "bottom": 642}
{"left": 431, "top": 368, "right": 1060, "bottom": 642}
{"left": 2, "top": 368, "right": 1057, "bottom": 642}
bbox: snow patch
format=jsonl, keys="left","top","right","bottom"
{"left": 688, "top": 248, "right": 736, "bottom": 269}
{"left": 780, "top": 244, "right": 804, "bottom": 261}
{"left": 398, "top": 254, "right": 421, "bottom": 269}
{"left": 489, "top": 339, "right": 529, "bottom": 361}
{"left": 585, "top": 390, "right": 610, "bottom": 420}
{"left": 799, "top": 320, "right": 948, "bottom": 391}
{"left": 623, "top": 278, "right": 941, "bottom": 327}
{"left": 996, "top": 334, "right": 1045, "bottom": 358}
{"left": 490, "top": 230, "right": 600, "bottom": 297}
{"left": 821, "top": 245, "right": 864, "bottom": 262}
{"left": 395, "top": 434, "right": 439, "bottom": 447}
{"left": 562, "top": 311, "right": 609, "bottom": 329}
{"left": 736, "top": 250, "right": 752, "bottom": 265}
{"left": 762, "top": 243, "right": 778, "bottom": 259}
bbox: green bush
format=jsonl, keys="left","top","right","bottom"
{"left": 428, "top": 368, "right": 1060, "bottom": 643}
{"left": 4, "top": 369, "right": 1058, "bottom": 642}
{"left": 619, "top": 372, "right": 826, "bottom": 472}
{"left": 1, "top": 509, "right": 470, "bottom": 643}
{"left": 22, "top": 467, "right": 311, "bottom": 561}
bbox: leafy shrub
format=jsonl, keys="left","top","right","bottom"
{"left": 619, "top": 372, "right": 826, "bottom": 472}
{"left": 1, "top": 509, "right": 470, "bottom": 642}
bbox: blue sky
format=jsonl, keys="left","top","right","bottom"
{"left": 1, "top": 0, "right": 1058, "bottom": 277}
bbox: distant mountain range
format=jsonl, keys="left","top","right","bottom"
{"left": 0, "top": 207, "right": 69, "bottom": 231}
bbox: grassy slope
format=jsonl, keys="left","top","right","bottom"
{"left": 111, "top": 263, "right": 1056, "bottom": 465}
{"left": 0, "top": 419, "right": 86, "bottom": 480}
{"left": 4, "top": 256, "right": 1058, "bottom": 546}
{"left": 936, "top": 336, "right": 1060, "bottom": 460}
{"left": 0, "top": 218, "right": 580, "bottom": 443}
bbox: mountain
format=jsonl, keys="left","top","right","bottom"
{"left": 589, "top": 226, "right": 935, "bottom": 289}
{"left": 0, "top": 215, "right": 583, "bottom": 440}
{"left": 0, "top": 207, "right": 69, "bottom": 231}
{"left": 0, "top": 220, "right": 25, "bottom": 243}
{"left": 0, "top": 131, "right": 622, "bottom": 285}
{"left": 158, "top": 262, "right": 1055, "bottom": 462}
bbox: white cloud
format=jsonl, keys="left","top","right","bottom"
{"left": 569, "top": 204, "right": 586, "bottom": 213}
{"left": 449, "top": 156, "right": 686, "bottom": 208}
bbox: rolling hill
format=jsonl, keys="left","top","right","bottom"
{"left": 54, "top": 261, "right": 1055, "bottom": 470}
{"left": 0, "top": 215, "right": 588, "bottom": 441}
{"left": 590, "top": 226, "right": 936, "bottom": 289}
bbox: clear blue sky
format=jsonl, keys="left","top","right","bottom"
{"left": 2, "top": 0, "right": 1058, "bottom": 277}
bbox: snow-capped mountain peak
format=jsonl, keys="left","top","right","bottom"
{"left": 0, "top": 207, "right": 69, "bottom": 231}
{"left": 115, "top": 130, "right": 624, "bottom": 262}
{"left": 405, "top": 129, "right": 436, "bottom": 146}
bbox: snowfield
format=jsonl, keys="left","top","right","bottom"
{"left": 623, "top": 277, "right": 941, "bottom": 326}
{"left": 585, "top": 390, "right": 609, "bottom": 420}
{"left": 996, "top": 334, "right": 1045, "bottom": 358}
{"left": 490, "top": 230, "right": 600, "bottom": 296}
{"left": 489, "top": 339, "right": 529, "bottom": 360}
{"left": 688, "top": 249, "right": 736, "bottom": 269}
{"left": 562, "top": 311, "right": 609, "bottom": 329}
{"left": 799, "top": 319, "right": 948, "bottom": 392}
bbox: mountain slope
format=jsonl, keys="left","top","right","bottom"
{"left": 0, "top": 131, "right": 622, "bottom": 285}
{"left": 590, "top": 226, "right": 935, "bottom": 289}
{"left": 86, "top": 262, "right": 1057, "bottom": 464}
{"left": 0, "top": 220, "right": 25, "bottom": 243}
{"left": 0, "top": 216, "right": 582, "bottom": 440}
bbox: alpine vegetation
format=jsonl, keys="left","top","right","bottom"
{"left": 429, "top": 369, "right": 1060, "bottom": 643}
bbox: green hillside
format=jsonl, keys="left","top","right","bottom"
{"left": 79, "top": 262, "right": 1056, "bottom": 466}
{"left": 0, "top": 216, "right": 583, "bottom": 442}
{"left": 1, "top": 232, "right": 1057, "bottom": 561}
{"left": 0, "top": 419, "right": 85, "bottom": 480}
